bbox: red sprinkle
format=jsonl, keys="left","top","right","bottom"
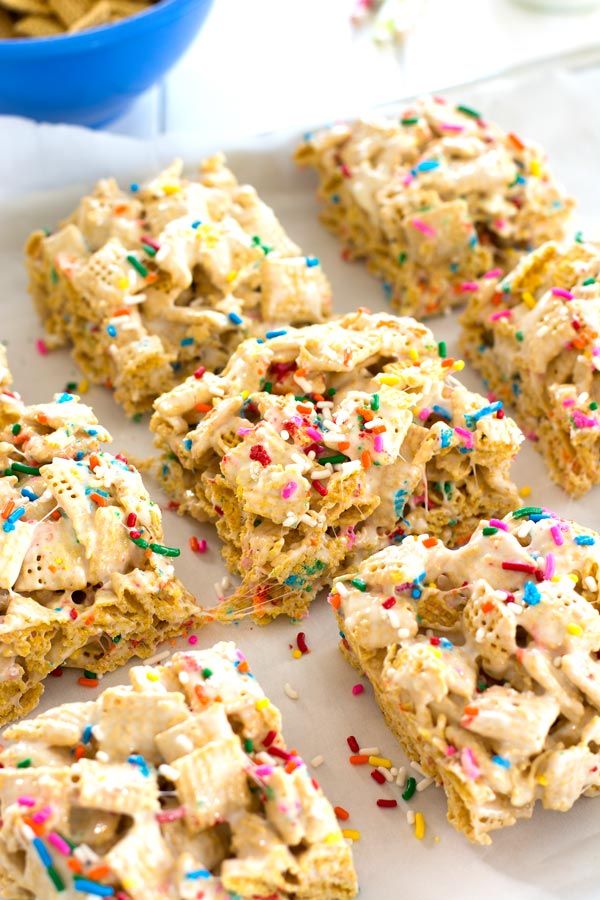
{"left": 126, "top": 513, "right": 137, "bottom": 528}
{"left": 193, "top": 366, "right": 206, "bottom": 379}
{"left": 297, "top": 632, "right": 310, "bottom": 654}
{"left": 501, "top": 561, "right": 538, "bottom": 574}
{"left": 50, "top": 667, "right": 63, "bottom": 678}
{"left": 263, "top": 730, "right": 277, "bottom": 748}
{"left": 249, "top": 444, "right": 271, "bottom": 467}
{"left": 352, "top": 684, "right": 365, "bottom": 696}
{"left": 334, "top": 805, "right": 350, "bottom": 820}
{"left": 382, "top": 596, "right": 396, "bottom": 609}
{"left": 312, "top": 480, "right": 328, "bottom": 497}
{"left": 189, "top": 535, "right": 208, "bottom": 554}
{"left": 377, "top": 799, "right": 398, "bottom": 808}
{"left": 347, "top": 735, "right": 360, "bottom": 753}
{"left": 371, "top": 770, "right": 386, "bottom": 785}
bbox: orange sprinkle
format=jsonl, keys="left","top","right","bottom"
{"left": 358, "top": 408, "right": 373, "bottom": 421}
{"left": 145, "top": 272, "right": 158, "bottom": 284}
{"left": 463, "top": 706, "right": 479, "bottom": 717}
{"left": 328, "top": 593, "right": 341, "bottom": 610}
{"left": 113, "top": 308, "right": 131, "bottom": 317}
{"left": 36, "top": 413, "right": 48, "bottom": 425}
{"left": 441, "top": 358, "right": 455, "bottom": 368}
{"left": 508, "top": 131, "right": 525, "bottom": 151}
{"left": 337, "top": 441, "right": 351, "bottom": 451}
{"left": 334, "top": 805, "right": 350, "bottom": 821}
{"left": 1, "top": 500, "right": 14, "bottom": 519}
{"left": 285, "top": 760, "right": 298, "bottom": 774}
{"left": 194, "top": 685, "right": 210, "bottom": 706}
{"left": 349, "top": 754, "right": 369, "bottom": 765}
{"left": 77, "top": 677, "right": 99, "bottom": 688}
{"left": 237, "top": 660, "right": 249, "bottom": 673}
{"left": 422, "top": 537, "right": 437, "bottom": 548}
{"left": 113, "top": 204, "right": 129, "bottom": 214}
{"left": 295, "top": 368, "right": 308, "bottom": 378}
{"left": 86, "top": 865, "right": 111, "bottom": 881}
{"left": 89, "top": 493, "right": 108, "bottom": 507}
{"left": 50, "top": 509, "right": 61, "bottom": 521}
{"left": 296, "top": 404, "right": 312, "bottom": 414}
{"left": 74, "top": 744, "right": 85, "bottom": 760}
{"left": 195, "top": 403, "right": 213, "bottom": 413}
{"left": 312, "top": 393, "right": 325, "bottom": 402}
{"left": 371, "top": 425, "right": 386, "bottom": 434}
{"left": 481, "top": 601, "right": 495, "bottom": 613}
{"left": 361, "top": 451, "right": 372, "bottom": 469}
{"left": 23, "top": 817, "right": 45, "bottom": 837}
{"left": 67, "top": 858, "right": 83, "bottom": 874}
{"left": 89, "top": 454, "right": 101, "bottom": 470}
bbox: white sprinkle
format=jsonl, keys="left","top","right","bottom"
{"left": 335, "top": 581, "right": 349, "bottom": 597}
{"left": 417, "top": 776, "right": 434, "bottom": 792}
{"left": 390, "top": 766, "right": 398, "bottom": 777}
{"left": 158, "top": 764, "right": 181, "bottom": 781}
{"left": 95, "top": 750, "right": 110, "bottom": 763}
{"left": 284, "top": 682, "right": 299, "bottom": 700}
{"left": 338, "top": 459, "right": 361, "bottom": 475}
{"left": 378, "top": 766, "right": 394, "bottom": 782}
{"left": 358, "top": 746, "right": 380, "bottom": 756}
{"left": 311, "top": 755, "right": 324, "bottom": 768}
{"left": 175, "top": 734, "right": 194, "bottom": 754}
{"left": 397, "top": 627, "right": 411, "bottom": 639}
{"left": 517, "top": 522, "right": 532, "bottom": 539}
{"left": 300, "top": 514, "right": 317, "bottom": 527}
{"left": 178, "top": 671, "right": 190, "bottom": 685}
{"left": 585, "top": 575, "right": 597, "bottom": 592}
{"left": 406, "top": 810, "right": 415, "bottom": 825}
{"left": 74, "top": 844, "right": 99, "bottom": 866}
{"left": 214, "top": 581, "right": 224, "bottom": 600}
{"left": 475, "top": 626, "right": 485, "bottom": 643}
{"left": 311, "top": 469, "right": 331, "bottom": 480}
{"left": 396, "top": 766, "right": 407, "bottom": 787}
{"left": 280, "top": 429, "right": 290, "bottom": 441}
{"left": 21, "top": 824, "right": 35, "bottom": 841}
{"left": 143, "top": 649, "right": 171, "bottom": 667}
{"left": 410, "top": 761, "right": 425, "bottom": 775}
{"left": 307, "top": 450, "right": 316, "bottom": 461}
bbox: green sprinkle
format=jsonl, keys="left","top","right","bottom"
{"left": 456, "top": 103, "right": 481, "bottom": 119}
{"left": 437, "top": 340, "right": 447, "bottom": 359}
{"left": 325, "top": 387, "right": 337, "bottom": 397}
{"left": 263, "top": 381, "right": 272, "bottom": 393}
{"left": 318, "top": 453, "right": 350, "bottom": 465}
{"left": 66, "top": 381, "right": 78, "bottom": 392}
{"left": 202, "top": 667, "right": 213, "bottom": 679}
{"left": 590, "top": 401, "right": 598, "bottom": 411}
{"left": 16, "top": 758, "right": 31, "bottom": 768}
{"left": 575, "top": 230, "right": 584, "bottom": 244}
{"left": 132, "top": 412, "right": 143, "bottom": 423}
{"left": 83, "top": 670, "right": 96, "bottom": 679}
{"left": 482, "top": 526, "right": 498, "bottom": 536}
{"left": 351, "top": 577, "right": 367, "bottom": 592}
{"left": 502, "top": 282, "right": 511, "bottom": 293}
{"left": 47, "top": 866, "right": 66, "bottom": 892}
{"left": 402, "top": 776, "right": 417, "bottom": 800}
{"left": 131, "top": 537, "right": 149, "bottom": 549}
{"left": 50, "top": 267, "right": 59, "bottom": 285}
{"left": 515, "top": 331, "right": 524, "bottom": 342}
{"left": 582, "top": 277, "right": 596, "bottom": 286}
{"left": 512, "top": 506, "right": 543, "bottom": 519}
{"left": 10, "top": 462, "right": 41, "bottom": 476}
{"left": 370, "top": 393, "right": 380, "bottom": 411}
{"left": 149, "top": 542, "right": 181, "bottom": 558}
{"left": 112, "top": 634, "right": 122, "bottom": 643}
{"left": 397, "top": 251, "right": 407, "bottom": 265}
{"left": 126, "top": 254, "right": 149, "bottom": 277}
{"left": 401, "top": 117, "right": 419, "bottom": 126}
{"left": 11, "top": 423, "right": 21, "bottom": 436}
{"left": 141, "top": 242, "right": 157, "bottom": 257}
{"left": 244, "top": 738, "right": 254, "bottom": 753}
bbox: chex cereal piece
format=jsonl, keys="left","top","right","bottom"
{"left": 461, "top": 240, "right": 600, "bottom": 497}
{"left": 26, "top": 155, "right": 331, "bottom": 415}
{"left": 151, "top": 310, "right": 522, "bottom": 622}
{"left": 0, "top": 642, "right": 357, "bottom": 900}
{"left": 295, "top": 96, "right": 573, "bottom": 318}
{"left": 0, "top": 7, "right": 15, "bottom": 35}
{"left": 0, "top": 368, "right": 199, "bottom": 725}
{"left": 13, "top": 12, "right": 62, "bottom": 33}
{"left": 333, "top": 509, "right": 600, "bottom": 844}
{"left": 47, "top": 0, "right": 93, "bottom": 26}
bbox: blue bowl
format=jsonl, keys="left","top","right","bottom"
{"left": 0, "top": 0, "right": 213, "bottom": 127}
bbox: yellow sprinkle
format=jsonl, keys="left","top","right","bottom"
{"left": 378, "top": 374, "right": 400, "bottom": 386}
{"left": 292, "top": 649, "right": 302, "bottom": 660}
{"left": 519, "top": 485, "right": 532, "bottom": 498}
{"left": 163, "top": 184, "right": 181, "bottom": 195}
{"left": 77, "top": 379, "right": 89, "bottom": 395}
{"left": 432, "top": 648, "right": 442, "bottom": 659}
{"left": 255, "top": 698, "right": 270, "bottom": 711}
{"left": 324, "top": 832, "right": 342, "bottom": 844}
{"left": 408, "top": 348, "right": 419, "bottom": 362}
{"left": 568, "top": 573, "right": 579, "bottom": 583}
{"left": 240, "top": 390, "right": 250, "bottom": 400}
{"left": 226, "top": 270, "right": 238, "bottom": 283}
{"left": 551, "top": 575, "right": 561, "bottom": 582}
{"left": 522, "top": 291, "right": 536, "bottom": 309}
{"left": 530, "top": 159, "right": 542, "bottom": 177}
{"left": 434, "top": 835, "right": 441, "bottom": 844}
{"left": 536, "top": 774, "right": 548, "bottom": 786}
{"left": 390, "top": 572, "right": 405, "bottom": 583}
{"left": 368, "top": 756, "right": 392, "bottom": 768}
{"left": 452, "top": 360, "right": 465, "bottom": 372}
{"left": 414, "top": 812, "right": 426, "bottom": 840}
{"left": 146, "top": 671, "right": 159, "bottom": 682}
{"left": 428, "top": 581, "right": 436, "bottom": 589}
{"left": 567, "top": 623, "right": 583, "bottom": 636}
{"left": 117, "top": 277, "right": 129, "bottom": 290}
{"left": 342, "top": 829, "right": 361, "bottom": 841}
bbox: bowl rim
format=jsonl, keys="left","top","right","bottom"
{"left": 0, "top": 0, "right": 209, "bottom": 52}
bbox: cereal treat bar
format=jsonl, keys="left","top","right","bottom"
{"left": 295, "top": 96, "right": 573, "bottom": 318}
{"left": 26, "top": 155, "right": 331, "bottom": 415}
{"left": 0, "top": 642, "right": 358, "bottom": 900}
{"left": 0, "top": 379, "right": 199, "bottom": 725}
{"left": 332, "top": 507, "right": 600, "bottom": 844}
{"left": 461, "top": 240, "right": 600, "bottom": 497}
{"left": 151, "top": 310, "right": 522, "bottom": 622}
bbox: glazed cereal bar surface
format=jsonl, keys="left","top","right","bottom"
{"left": 26, "top": 155, "right": 331, "bottom": 415}
{"left": 0, "top": 642, "right": 357, "bottom": 900}
{"left": 461, "top": 240, "right": 600, "bottom": 497}
{"left": 0, "top": 365, "right": 199, "bottom": 725}
{"left": 295, "top": 96, "right": 573, "bottom": 318}
{"left": 333, "top": 508, "right": 600, "bottom": 844}
{"left": 151, "top": 310, "right": 522, "bottom": 622}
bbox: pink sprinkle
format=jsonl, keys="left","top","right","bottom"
{"left": 17, "top": 796, "right": 36, "bottom": 807}
{"left": 525, "top": 430, "right": 539, "bottom": 442}
{"left": 345, "top": 526, "right": 357, "bottom": 548}
{"left": 281, "top": 481, "right": 298, "bottom": 499}
{"left": 188, "top": 634, "right": 198, "bottom": 645}
{"left": 255, "top": 765, "right": 274, "bottom": 778}
{"left": 493, "top": 219, "right": 507, "bottom": 231}
{"left": 141, "top": 234, "right": 161, "bottom": 251}
{"left": 562, "top": 398, "right": 575, "bottom": 408}
{"left": 156, "top": 806, "right": 186, "bottom": 823}
{"left": 544, "top": 553, "right": 556, "bottom": 580}
{"left": 373, "top": 434, "right": 384, "bottom": 453}
{"left": 237, "top": 427, "right": 252, "bottom": 436}
{"left": 550, "top": 524, "right": 564, "bottom": 547}
{"left": 455, "top": 426, "right": 474, "bottom": 448}
{"left": 411, "top": 218, "right": 436, "bottom": 238}
{"left": 461, "top": 746, "right": 481, "bottom": 780}
{"left": 47, "top": 832, "right": 71, "bottom": 855}
{"left": 573, "top": 409, "right": 598, "bottom": 429}
{"left": 552, "top": 287, "right": 574, "bottom": 300}
{"left": 402, "top": 173, "right": 415, "bottom": 186}
{"left": 593, "top": 347, "right": 600, "bottom": 357}
{"left": 483, "top": 268, "right": 503, "bottom": 279}
{"left": 460, "top": 281, "right": 479, "bottom": 292}
{"left": 440, "top": 123, "right": 464, "bottom": 132}
{"left": 418, "top": 407, "right": 431, "bottom": 422}
{"left": 489, "top": 518, "right": 509, "bottom": 531}
{"left": 32, "top": 805, "right": 52, "bottom": 824}
{"left": 36, "top": 338, "right": 48, "bottom": 356}
{"left": 445, "top": 744, "right": 457, "bottom": 756}
{"left": 305, "top": 427, "right": 322, "bottom": 442}
{"left": 490, "top": 309, "right": 512, "bottom": 321}
{"left": 194, "top": 538, "right": 208, "bottom": 554}
{"left": 352, "top": 683, "right": 365, "bottom": 696}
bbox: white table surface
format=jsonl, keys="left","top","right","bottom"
{"left": 108, "top": 0, "right": 600, "bottom": 140}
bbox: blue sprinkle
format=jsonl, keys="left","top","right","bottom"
{"left": 449, "top": 262, "right": 460, "bottom": 273}
{"left": 191, "top": 220, "right": 202, "bottom": 229}
{"left": 432, "top": 404, "right": 452, "bottom": 421}
{"left": 87, "top": 428, "right": 98, "bottom": 436}
{"left": 529, "top": 514, "right": 550, "bottom": 523}
{"left": 21, "top": 488, "right": 38, "bottom": 502}
{"left": 75, "top": 451, "right": 84, "bottom": 461}
{"left": 180, "top": 337, "right": 194, "bottom": 347}
{"left": 128, "top": 754, "right": 150, "bottom": 777}
{"left": 265, "top": 329, "right": 287, "bottom": 339}
{"left": 575, "top": 535, "right": 595, "bottom": 546}
{"left": 512, "top": 382, "right": 521, "bottom": 398}
{"left": 469, "top": 233, "right": 478, "bottom": 248}
{"left": 440, "top": 427, "right": 452, "bottom": 449}
{"left": 6, "top": 507, "right": 25, "bottom": 525}
{"left": 32, "top": 837, "right": 52, "bottom": 868}
{"left": 85, "top": 486, "right": 109, "bottom": 497}
{"left": 56, "top": 392, "right": 74, "bottom": 404}
{"left": 414, "top": 159, "right": 440, "bottom": 173}
{"left": 492, "top": 754, "right": 511, "bottom": 768}
{"left": 285, "top": 575, "right": 299, "bottom": 586}
{"left": 82, "top": 724, "right": 93, "bottom": 744}
{"left": 382, "top": 282, "right": 393, "bottom": 299}
{"left": 523, "top": 580, "right": 542, "bottom": 606}
{"left": 464, "top": 401, "right": 503, "bottom": 429}
{"left": 256, "top": 337, "right": 265, "bottom": 344}
{"left": 228, "top": 312, "right": 243, "bottom": 325}
{"left": 331, "top": 194, "right": 340, "bottom": 204}
{"left": 515, "top": 174, "right": 526, "bottom": 185}
{"left": 439, "top": 638, "right": 453, "bottom": 650}
{"left": 106, "top": 324, "right": 117, "bottom": 338}
{"left": 162, "top": 464, "right": 169, "bottom": 477}
{"left": 130, "top": 182, "right": 139, "bottom": 192}
{"left": 393, "top": 489, "right": 407, "bottom": 517}
{"left": 183, "top": 439, "right": 192, "bottom": 451}
{"left": 186, "top": 869, "right": 211, "bottom": 880}
{"left": 2, "top": 522, "right": 15, "bottom": 533}
{"left": 73, "top": 880, "right": 115, "bottom": 897}
{"left": 411, "top": 587, "right": 422, "bottom": 599}
{"left": 416, "top": 571, "right": 426, "bottom": 583}
{"left": 305, "top": 256, "right": 320, "bottom": 267}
